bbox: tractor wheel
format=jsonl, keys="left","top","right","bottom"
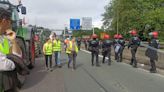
{"left": 25, "top": 40, "right": 34, "bottom": 69}
{"left": 15, "top": 38, "right": 29, "bottom": 65}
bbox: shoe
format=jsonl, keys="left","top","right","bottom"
{"left": 150, "top": 68, "right": 153, "bottom": 71}
{"left": 96, "top": 64, "right": 100, "bottom": 67}
{"left": 150, "top": 70, "right": 157, "bottom": 73}
{"left": 133, "top": 65, "right": 137, "bottom": 68}
{"left": 58, "top": 65, "right": 62, "bottom": 68}
{"left": 129, "top": 63, "right": 133, "bottom": 65}
{"left": 50, "top": 68, "right": 53, "bottom": 72}
{"left": 46, "top": 67, "right": 49, "bottom": 70}
{"left": 72, "top": 69, "right": 75, "bottom": 71}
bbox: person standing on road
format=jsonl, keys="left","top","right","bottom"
{"left": 128, "top": 29, "right": 140, "bottom": 68}
{"left": 84, "top": 39, "right": 88, "bottom": 50}
{"left": 53, "top": 36, "right": 62, "bottom": 68}
{"left": 66, "top": 37, "right": 78, "bottom": 70}
{"left": 102, "top": 34, "right": 112, "bottom": 65}
{"left": 77, "top": 37, "right": 81, "bottom": 50}
{"left": 145, "top": 31, "right": 159, "bottom": 73}
{"left": 64, "top": 38, "right": 69, "bottom": 51}
{"left": 89, "top": 34, "right": 100, "bottom": 67}
{"left": 117, "top": 34, "right": 126, "bottom": 62}
{"left": 113, "top": 34, "right": 119, "bottom": 60}
{"left": 43, "top": 38, "right": 53, "bottom": 71}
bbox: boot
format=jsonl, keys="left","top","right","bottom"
{"left": 150, "top": 69, "right": 157, "bottom": 73}
{"left": 130, "top": 59, "right": 133, "bottom": 65}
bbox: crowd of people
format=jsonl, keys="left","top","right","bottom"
{"left": 0, "top": 3, "right": 160, "bottom": 92}
{"left": 43, "top": 34, "right": 79, "bottom": 71}
{"left": 42, "top": 29, "right": 159, "bottom": 74}
{"left": 87, "top": 30, "right": 159, "bottom": 73}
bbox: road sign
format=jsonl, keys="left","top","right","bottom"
{"left": 82, "top": 17, "right": 92, "bottom": 30}
{"left": 70, "top": 19, "right": 80, "bottom": 30}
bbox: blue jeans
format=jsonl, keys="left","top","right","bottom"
{"left": 54, "top": 51, "right": 61, "bottom": 66}
{"left": 67, "top": 51, "right": 77, "bottom": 69}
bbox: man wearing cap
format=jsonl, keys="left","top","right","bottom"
{"left": 128, "top": 29, "right": 141, "bottom": 68}
{"left": 102, "top": 34, "right": 112, "bottom": 65}
{"left": 89, "top": 34, "right": 100, "bottom": 66}
{"left": 145, "top": 31, "right": 159, "bottom": 73}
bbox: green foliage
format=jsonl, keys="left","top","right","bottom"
{"left": 102, "top": 0, "right": 164, "bottom": 40}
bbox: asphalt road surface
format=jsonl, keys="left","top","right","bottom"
{"left": 21, "top": 50, "right": 164, "bottom": 92}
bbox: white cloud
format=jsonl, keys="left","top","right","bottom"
{"left": 9, "top": 0, "right": 109, "bottom": 29}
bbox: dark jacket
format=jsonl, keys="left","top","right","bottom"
{"left": 1, "top": 54, "right": 29, "bottom": 91}
{"left": 145, "top": 39, "right": 159, "bottom": 61}
{"left": 89, "top": 39, "right": 99, "bottom": 52}
{"left": 128, "top": 36, "right": 140, "bottom": 49}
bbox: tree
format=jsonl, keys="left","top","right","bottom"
{"left": 102, "top": 0, "right": 164, "bottom": 40}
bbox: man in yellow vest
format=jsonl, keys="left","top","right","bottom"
{"left": 43, "top": 38, "right": 53, "bottom": 71}
{"left": 66, "top": 37, "right": 78, "bottom": 70}
{"left": 53, "top": 36, "right": 62, "bottom": 67}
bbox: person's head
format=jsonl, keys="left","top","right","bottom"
{"left": 92, "top": 34, "right": 98, "bottom": 40}
{"left": 71, "top": 37, "right": 76, "bottom": 42}
{"left": 149, "top": 31, "right": 158, "bottom": 39}
{"left": 114, "top": 34, "right": 119, "bottom": 39}
{"left": 46, "top": 38, "right": 51, "bottom": 43}
{"left": 104, "top": 34, "right": 110, "bottom": 40}
{"left": 0, "top": 8, "right": 12, "bottom": 35}
{"left": 129, "top": 29, "right": 137, "bottom": 37}
{"left": 118, "top": 34, "right": 123, "bottom": 39}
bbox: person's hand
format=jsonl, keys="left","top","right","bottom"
{"left": 5, "top": 29, "right": 16, "bottom": 41}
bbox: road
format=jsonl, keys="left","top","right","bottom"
{"left": 21, "top": 50, "right": 164, "bottom": 92}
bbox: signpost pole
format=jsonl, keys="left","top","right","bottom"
{"left": 92, "top": 25, "right": 94, "bottom": 34}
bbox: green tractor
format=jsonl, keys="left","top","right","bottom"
{"left": 0, "top": 0, "right": 36, "bottom": 68}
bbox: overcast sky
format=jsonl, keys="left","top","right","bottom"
{"left": 10, "top": 0, "right": 109, "bottom": 30}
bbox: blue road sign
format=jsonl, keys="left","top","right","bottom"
{"left": 70, "top": 19, "right": 80, "bottom": 30}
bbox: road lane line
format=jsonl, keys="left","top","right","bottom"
{"left": 81, "top": 67, "right": 109, "bottom": 92}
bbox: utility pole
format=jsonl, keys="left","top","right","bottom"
{"left": 117, "top": 10, "right": 119, "bottom": 34}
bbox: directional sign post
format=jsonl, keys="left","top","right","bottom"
{"left": 82, "top": 17, "right": 92, "bottom": 30}
{"left": 70, "top": 19, "right": 80, "bottom": 31}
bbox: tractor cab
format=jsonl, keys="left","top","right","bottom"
{"left": 0, "top": 0, "right": 26, "bottom": 31}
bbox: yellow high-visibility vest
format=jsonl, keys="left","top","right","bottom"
{"left": 44, "top": 42, "right": 53, "bottom": 55}
{"left": 0, "top": 37, "right": 10, "bottom": 55}
{"left": 53, "top": 40, "right": 61, "bottom": 52}
{"left": 66, "top": 41, "right": 78, "bottom": 54}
